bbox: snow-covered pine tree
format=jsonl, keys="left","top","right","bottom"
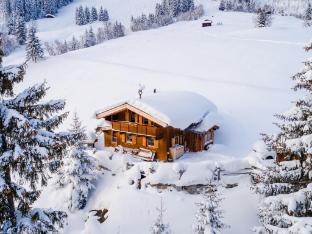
{"left": 75, "top": 7, "right": 80, "bottom": 25}
{"left": 15, "top": 15, "right": 27, "bottom": 45}
{"left": 151, "top": 198, "right": 172, "bottom": 234}
{"left": 42, "top": 0, "right": 57, "bottom": 16}
{"left": 84, "top": 6, "right": 91, "bottom": 24}
{"left": 25, "top": 25, "right": 44, "bottom": 62}
{"left": 102, "top": 8, "right": 109, "bottom": 22}
{"left": 91, "top": 6, "right": 98, "bottom": 22}
{"left": 69, "top": 35, "right": 80, "bottom": 51}
{"left": 252, "top": 41, "right": 312, "bottom": 233}
{"left": 112, "top": 22, "right": 125, "bottom": 38}
{"left": 180, "top": 0, "right": 194, "bottom": 13}
{"left": 7, "top": 13, "right": 16, "bottom": 35}
{"left": 0, "top": 41, "right": 70, "bottom": 233}
{"left": 168, "top": 0, "right": 180, "bottom": 17}
{"left": 304, "top": 3, "right": 312, "bottom": 27}
{"left": 56, "top": 113, "right": 98, "bottom": 211}
{"left": 219, "top": 0, "right": 226, "bottom": 11}
{"left": 254, "top": 8, "right": 273, "bottom": 27}
{"left": 83, "top": 27, "right": 96, "bottom": 48}
{"left": 193, "top": 184, "right": 227, "bottom": 234}
{"left": 76, "top": 5, "right": 85, "bottom": 25}
{"left": 96, "top": 27, "right": 106, "bottom": 43}
{"left": 98, "top": 7, "right": 104, "bottom": 21}
{"left": 103, "top": 22, "right": 114, "bottom": 40}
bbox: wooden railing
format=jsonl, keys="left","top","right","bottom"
{"left": 112, "top": 121, "right": 162, "bottom": 138}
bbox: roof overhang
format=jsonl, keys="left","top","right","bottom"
{"left": 96, "top": 102, "right": 168, "bottom": 127}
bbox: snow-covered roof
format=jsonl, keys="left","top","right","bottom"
{"left": 96, "top": 91, "right": 218, "bottom": 130}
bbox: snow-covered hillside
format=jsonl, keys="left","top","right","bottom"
{"left": 2, "top": 0, "right": 312, "bottom": 233}
{"left": 6, "top": 0, "right": 310, "bottom": 157}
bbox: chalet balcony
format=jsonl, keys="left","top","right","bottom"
{"left": 112, "top": 121, "right": 163, "bottom": 138}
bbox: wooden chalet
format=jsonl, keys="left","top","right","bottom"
{"left": 96, "top": 91, "right": 219, "bottom": 161}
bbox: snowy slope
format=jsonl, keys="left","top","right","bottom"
{"left": 3, "top": 0, "right": 312, "bottom": 233}
{"left": 6, "top": 0, "right": 310, "bottom": 156}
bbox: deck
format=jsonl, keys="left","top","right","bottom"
{"left": 112, "top": 121, "right": 163, "bottom": 138}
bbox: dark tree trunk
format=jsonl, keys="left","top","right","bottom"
{"left": 1, "top": 132, "right": 16, "bottom": 227}
{"left": 4, "top": 166, "right": 15, "bottom": 226}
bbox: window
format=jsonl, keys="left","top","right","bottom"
{"left": 142, "top": 117, "right": 149, "bottom": 125}
{"left": 130, "top": 112, "right": 136, "bottom": 123}
{"left": 112, "top": 114, "right": 119, "bottom": 121}
{"left": 147, "top": 137, "right": 154, "bottom": 147}
{"left": 127, "top": 133, "right": 133, "bottom": 143}
{"left": 112, "top": 131, "right": 117, "bottom": 143}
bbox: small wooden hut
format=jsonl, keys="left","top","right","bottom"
{"left": 202, "top": 19, "right": 212, "bottom": 27}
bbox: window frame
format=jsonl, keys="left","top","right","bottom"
{"left": 126, "top": 133, "right": 133, "bottom": 143}
{"left": 147, "top": 136, "right": 155, "bottom": 147}
{"left": 142, "top": 117, "right": 149, "bottom": 125}
{"left": 130, "top": 112, "right": 136, "bottom": 123}
{"left": 112, "top": 131, "right": 117, "bottom": 143}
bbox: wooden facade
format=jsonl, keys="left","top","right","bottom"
{"left": 97, "top": 106, "right": 219, "bottom": 161}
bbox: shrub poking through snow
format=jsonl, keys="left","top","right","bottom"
{"left": 56, "top": 113, "right": 99, "bottom": 211}
{"left": 172, "top": 163, "right": 186, "bottom": 180}
{"left": 0, "top": 42, "right": 70, "bottom": 233}
{"left": 151, "top": 198, "right": 172, "bottom": 234}
{"left": 252, "top": 41, "right": 312, "bottom": 233}
{"left": 193, "top": 184, "right": 228, "bottom": 234}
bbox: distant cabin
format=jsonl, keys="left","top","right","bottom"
{"left": 96, "top": 91, "right": 219, "bottom": 161}
{"left": 202, "top": 19, "right": 212, "bottom": 27}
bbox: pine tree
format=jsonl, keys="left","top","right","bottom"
{"left": 56, "top": 113, "right": 98, "bottom": 211}
{"left": 84, "top": 6, "right": 91, "bottom": 24}
{"left": 103, "top": 9, "right": 109, "bottom": 21}
{"left": 252, "top": 41, "right": 312, "bottom": 233}
{"left": 0, "top": 40, "right": 70, "bottom": 233}
{"left": 113, "top": 22, "right": 125, "bottom": 38}
{"left": 15, "top": 15, "right": 27, "bottom": 45}
{"left": 7, "top": 13, "right": 16, "bottom": 35}
{"left": 85, "top": 27, "right": 96, "bottom": 47}
{"left": 103, "top": 22, "right": 114, "bottom": 40}
{"left": 193, "top": 184, "right": 227, "bottom": 234}
{"left": 2, "top": 0, "right": 73, "bottom": 23}
{"left": 69, "top": 36, "right": 80, "bottom": 51}
{"left": 43, "top": 0, "right": 57, "bottom": 15}
{"left": 90, "top": 27, "right": 97, "bottom": 46}
{"left": 304, "top": 3, "right": 312, "bottom": 27}
{"left": 254, "top": 8, "right": 273, "bottom": 27}
{"left": 76, "top": 5, "right": 85, "bottom": 25}
{"left": 168, "top": 0, "right": 180, "bottom": 17}
{"left": 14, "top": 0, "right": 26, "bottom": 18}
{"left": 96, "top": 27, "right": 106, "bottom": 43}
{"left": 26, "top": 25, "right": 44, "bottom": 62}
{"left": 180, "top": 0, "right": 193, "bottom": 13}
{"left": 151, "top": 198, "right": 172, "bottom": 234}
{"left": 219, "top": 0, "right": 226, "bottom": 11}
{"left": 91, "top": 6, "right": 98, "bottom": 22}
{"left": 98, "top": 7, "right": 105, "bottom": 21}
